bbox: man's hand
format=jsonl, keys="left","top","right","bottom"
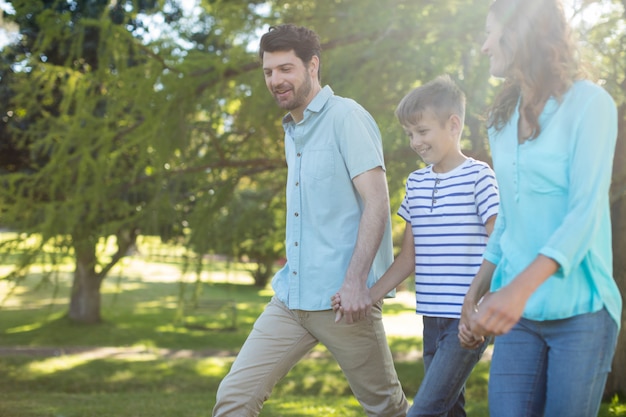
{"left": 333, "top": 283, "right": 372, "bottom": 324}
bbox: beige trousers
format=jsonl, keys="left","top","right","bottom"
{"left": 213, "top": 296, "right": 408, "bottom": 417}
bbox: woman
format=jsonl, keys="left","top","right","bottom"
{"left": 458, "top": 0, "right": 621, "bottom": 416}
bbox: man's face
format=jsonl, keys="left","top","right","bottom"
{"left": 262, "top": 49, "right": 315, "bottom": 114}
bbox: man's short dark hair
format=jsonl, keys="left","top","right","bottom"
{"left": 259, "top": 24, "right": 322, "bottom": 81}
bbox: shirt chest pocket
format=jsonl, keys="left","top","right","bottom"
{"left": 521, "top": 150, "right": 568, "bottom": 195}
{"left": 301, "top": 149, "right": 335, "bottom": 180}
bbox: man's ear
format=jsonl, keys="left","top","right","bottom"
{"left": 308, "top": 55, "right": 320, "bottom": 79}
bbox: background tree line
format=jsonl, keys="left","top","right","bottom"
{"left": 0, "top": 0, "right": 624, "bottom": 396}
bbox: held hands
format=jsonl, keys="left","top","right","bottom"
{"left": 458, "top": 302, "right": 485, "bottom": 350}
{"left": 330, "top": 285, "right": 373, "bottom": 324}
{"left": 459, "top": 286, "right": 527, "bottom": 347}
{"left": 469, "top": 287, "right": 525, "bottom": 336}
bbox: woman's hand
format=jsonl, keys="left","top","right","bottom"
{"left": 469, "top": 287, "right": 525, "bottom": 337}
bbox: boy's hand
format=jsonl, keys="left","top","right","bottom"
{"left": 458, "top": 298, "right": 485, "bottom": 349}
{"left": 458, "top": 321, "right": 484, "bottom": 349}
{"left": 331, "top": 293, "right": 343, "bottom": 323}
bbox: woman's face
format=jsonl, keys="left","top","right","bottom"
{"left": 481, "top": 12, "right": 508, "bottom": 78}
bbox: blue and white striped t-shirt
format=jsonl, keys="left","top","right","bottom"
{"left": 398, "top": 158, "right": 499, "bottom": 318}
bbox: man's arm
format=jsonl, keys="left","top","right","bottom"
{"left": 336, "top": 166, "right": 390, "bottom": 324}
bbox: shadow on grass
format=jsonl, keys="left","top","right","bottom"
{"left": 1, "top": 273, "right": 272, "bottom": 350}
{"left": 0, "top": 345, "right": 494, "bottom": 416}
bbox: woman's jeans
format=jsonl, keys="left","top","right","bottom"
{"left": 407, "top": 316, "right": 490, "bottom": 417}
{"left": 489, "top": 308, "right": 618, "bottom": 417}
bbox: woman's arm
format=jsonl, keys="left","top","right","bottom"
{"left": 468, "top": 254, "right": 558, "bottom": 337}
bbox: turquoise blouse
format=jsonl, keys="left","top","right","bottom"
{"left": 484, "top": 80, "right": 622, "bottom": 327}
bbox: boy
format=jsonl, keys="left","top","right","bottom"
{"left": 334, "top": 75, "right": 499, "bottom": 416}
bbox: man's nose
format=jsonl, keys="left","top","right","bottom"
{"left": 268, "top": 72, "right": 282, "bottom": 87}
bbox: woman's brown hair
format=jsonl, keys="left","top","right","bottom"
{"left": 487, "top": 0, "right": 581, "bottom": 139}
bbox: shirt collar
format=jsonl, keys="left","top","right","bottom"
{"left": 282, "top": 85, "right": 334, "bottom": 125}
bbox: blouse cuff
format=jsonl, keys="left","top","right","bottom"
{"left": 539, "top": 247, "right": 568, "bottom": 278}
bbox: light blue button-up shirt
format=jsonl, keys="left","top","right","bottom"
{"left": 271, "top": 86, "right": 394, "bottom": 311}
{"left": 485, "top": 80, "right": 622, "bottom": 327}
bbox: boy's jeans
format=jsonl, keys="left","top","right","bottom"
{"left": 489, "top": 308, "right": 618, "bottom": 417}
{"left": 408, "top": 316, "right": 490, "bottom": 417}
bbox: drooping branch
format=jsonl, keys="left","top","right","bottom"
{"left": 96, "top": 227, "right": 139, "bottom": 280}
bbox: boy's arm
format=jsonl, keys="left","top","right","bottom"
{"left": 484, "top": 214, "right": 497, "bottom": 237}
{"left": 369, "top": 221, "right": 415, "bottom": 303}
{"left": 459, "top": 213, "right": 497, "bottom": 348}
{"left": 334, "top": 221, "right": 414, "bottom": 323}
{"left": 459, "top": 258, "right": 496, "bottom": 348}
{"left": 463, "top": 214, "right": 497, "bottom": 309}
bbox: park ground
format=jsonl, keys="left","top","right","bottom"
{"left": 0, "top": 257, "right": 621, "bottom": 417}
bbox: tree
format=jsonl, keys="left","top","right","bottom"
{"left": 0, "top": 0, "right": 279, "bottom": 323}
{"left": 0, "top": 0, "right": 516, "bottom": 321}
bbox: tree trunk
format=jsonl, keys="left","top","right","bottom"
{"left": 253, "top": 259, "right": 274, "bottom": 288}
{"left": 68, "top": 238, "right": 103, "bottom": 324}
{"left": 606, "top": 194, "right": 626, "bottom": 398}
{"left": 605, "top": 97, "right": 626, "bottom": 398}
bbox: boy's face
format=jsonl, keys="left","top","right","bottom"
{"left": 403, "top": 109, "right": 461, "bottom": 173}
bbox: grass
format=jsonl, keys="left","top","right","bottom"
{"left": 0, "top": 257, "right": 624, "bottom": 417}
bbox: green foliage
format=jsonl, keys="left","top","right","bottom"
{"left": 0, "top": 0, "right": 624, "bottom": 372}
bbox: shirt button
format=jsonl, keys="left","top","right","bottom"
{"left": 292, "top": 271, "right": 297, "bottom": 275}
{"left": 297, "top": 153, "right": 301, "bottom": 157}
{"left": 294, "top": 212, "right": 299, "bottom": 217}
{"left": 433, "top": 199, "right": 437, "bottom": 204}
{"left": 294, "top": 242, "right": 299, "bottom": 246}
{"left": 295, "top": 181, "right": 299, "bottom": 186}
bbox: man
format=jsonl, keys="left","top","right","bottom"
{"left": 212, "top": 24, "right": 408, "bottom": 417}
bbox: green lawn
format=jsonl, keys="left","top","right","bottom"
{"left": 0, "top": 258, "right": 624, "bottom": 417}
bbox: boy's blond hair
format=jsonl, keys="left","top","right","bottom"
{"left": 395, "top": 74, "right": 466, "bottom": 131}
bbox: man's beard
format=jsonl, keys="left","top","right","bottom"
{"left": 274, "top": 75, "right": 312, "bottom": 111}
